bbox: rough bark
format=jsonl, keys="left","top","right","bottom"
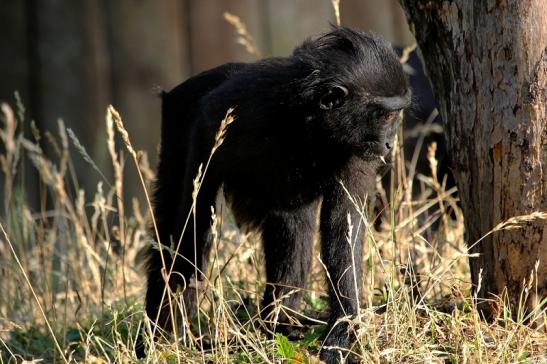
{"left": 400, "top": 1, "right": 546, "bottom": 316}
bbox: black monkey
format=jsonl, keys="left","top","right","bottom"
{"left": 143, "top": 27, "right": 410, "bottom": 363}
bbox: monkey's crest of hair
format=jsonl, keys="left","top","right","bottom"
{"left": 294, "top": 26, "right": 407, "bottom": 100}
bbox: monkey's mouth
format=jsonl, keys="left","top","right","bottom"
{"left": 360, "top": 141, "right": 391, "bottom": 162}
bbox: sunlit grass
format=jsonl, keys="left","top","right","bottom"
{"left": 1, "top": 95, "right": 545, "bottom": 363}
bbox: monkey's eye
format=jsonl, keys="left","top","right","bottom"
{"left": 383, "top": 111, "right": 399, "bottom": 122}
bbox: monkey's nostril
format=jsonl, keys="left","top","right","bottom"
{"left": 385, "top": 142, "right": 391, "bottom": 149}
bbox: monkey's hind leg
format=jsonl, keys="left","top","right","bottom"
{"left": 141, "top": 177, "right": 219, "bottom": 355}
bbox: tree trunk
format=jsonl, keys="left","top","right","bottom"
{"left": 400, "top": 1, "right": 546, "bottom": 316}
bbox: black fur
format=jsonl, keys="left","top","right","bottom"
{"left": 142, "top": 27, "right": 410, "bottom": 363}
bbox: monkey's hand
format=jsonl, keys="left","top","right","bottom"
{"left": 319, "top": 322, "right": 359, "bottom": 364}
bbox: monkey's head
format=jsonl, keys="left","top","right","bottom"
{"left": 295, "top": 27, "right": 411, "bottom": 162}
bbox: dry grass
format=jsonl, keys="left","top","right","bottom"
{"left": 1, "top": 14, "right": 546, "bottom": 362}
{"left": 223, "top": 13, "right": 262, "bottom": 59}
{"left": 1, "top": 93, "right": 545, "bottom": 364}
{"left": 2, "top": 8, "right": 545, "bottom": 363}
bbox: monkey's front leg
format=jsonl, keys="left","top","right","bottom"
{"left": 260, "top": 203, "right": 317, "bottom": 332}
{"left": 319, "top": 162, "right": 372, "bottom": 364}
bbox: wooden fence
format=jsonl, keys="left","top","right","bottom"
{"left": 0, "top": 0, "right": 412, "bottom": 202}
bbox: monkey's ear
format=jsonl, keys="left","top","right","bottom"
{"left": 319, "top": 85, "right": 348, "bottom": 110}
